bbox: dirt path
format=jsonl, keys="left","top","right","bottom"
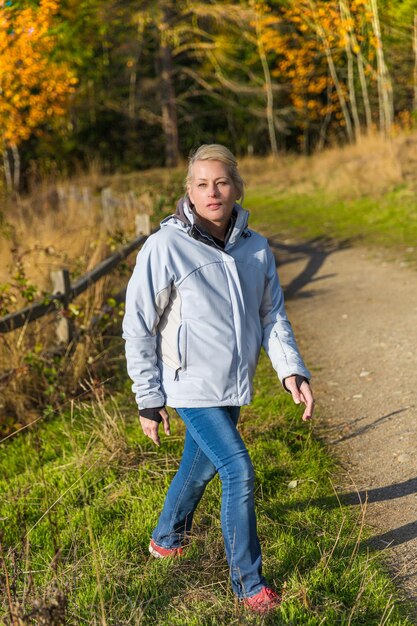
{"left": 273, "top": 237, "right": 417, "bottom": 622}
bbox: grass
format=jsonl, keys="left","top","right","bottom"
{"left": 246, "top": 185, "right": 417, "bottom": 262}
{"left": 0, "top": 353, "right": 413, "bottom": 624}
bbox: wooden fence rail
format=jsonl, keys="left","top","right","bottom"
{"left": 0, "top": 232, "right": 149, "bottom": 335}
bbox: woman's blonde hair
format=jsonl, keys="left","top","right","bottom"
{"left": 185, "top": 144, "right": 245, "bottom": 202}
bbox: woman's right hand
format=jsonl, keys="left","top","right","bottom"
{"left": 283, "top": 375, "right": 314, "bottom": 422}
{"left": 140, "top": 409, "right": 171, "bottom": 446}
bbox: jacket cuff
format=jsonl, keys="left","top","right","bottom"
{"left": 283, "top": 375, "right": 310, "bottom": 393}
{"left": 139, "top": 407, "right": 164, "bottom": 423}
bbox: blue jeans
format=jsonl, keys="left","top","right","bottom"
{"left": 152, "top": 406, "right": 266, "bottom": 598}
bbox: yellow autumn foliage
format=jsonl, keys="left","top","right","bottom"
{"left": 0, "top": 0, "right": 77, "bottom": 148}
{"left": 257, "top": 0, "right": 377, "bottom": 130}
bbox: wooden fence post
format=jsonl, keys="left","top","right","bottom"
{"left": 135, "top": 213, "right": 151, "bottom": 236}
{"left": 51, "top": 269, "right": 73, "bottom": 345}
{"left": 125, "top": 190, "right": 137, "bottom": 211}
{"left": 57, "top": 185, "right": 67, "bottom": 210}
{"left": 101, "top": 187, "right": 117, "bottom": 229}
{"left": 82, "top": 186, "right": 92, "bottom": 211}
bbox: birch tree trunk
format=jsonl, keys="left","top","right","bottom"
{"left": 339, "top": 0, "right": 372, "bottom": 133}
{"left": 339, "top": 0, "right": 361, "bottom": 140}
{"left": 317, "top": 83, "right": 333, "bottom": 151}
{"left": 2, "top": 149, "right": 13, "bottom": 192}
{"left": 11, "top": 143, "right": 20, "bottom": 191}
{"left": 413, "top": 12, "right": 417, "bottom": 112}
{"left": 312, "top": 12, "right": 355, "bottom": 143}
{"left": 356, "top": 50, "right": 373, "bottom": 133}
{"left": 369, "top": 0, "right": 393, "bottom": 137}
{"left": 253, "top": 10, "right": 278, "bottom": 157}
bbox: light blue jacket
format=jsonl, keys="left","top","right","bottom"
{"left": 122, "top": 199, "right": 310, "bottom": 410}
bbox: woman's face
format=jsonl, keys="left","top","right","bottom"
{"left": 187, "top": 160, "right": 239, "bottom": 227}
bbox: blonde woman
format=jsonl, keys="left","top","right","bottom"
{"left": 123, "top": 144, "right": 314, "bottom": 614}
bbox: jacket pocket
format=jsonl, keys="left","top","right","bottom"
{"left": 178, "top": 320, "right": 187, "bottom": 371}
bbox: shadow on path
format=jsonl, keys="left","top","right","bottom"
{"left": 322, "top": 406, "right": 413, "bottom": 444}
{"left": 268, "top": 236, "right": 352, "bottom": 299}
{"left": 369, "top": 520, "right": 417, "bottom": 550}
{"left": 289, "top": 476, "right": 417, "bottom": 547}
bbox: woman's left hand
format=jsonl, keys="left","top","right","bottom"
{"left": 284, "top": 375, "right": 314, "bottom": 421}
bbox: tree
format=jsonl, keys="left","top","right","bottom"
{"left": 179, "top": 1, "right": 288, "bottom": 155}
{"left": 0, "top": 0, "right": 77, "bottom": 189}
{"left": 136, "top": 0, "right": 181, "bottom": 167}
{"left": 258, "top": 0, "right": 389, "bottom": 149}
{"left": 378, "top": 0, "right": 417, "bottom": 120}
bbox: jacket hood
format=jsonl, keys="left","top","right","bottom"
{"left": 160, "top": 196, "right": 250, "bottom": 250}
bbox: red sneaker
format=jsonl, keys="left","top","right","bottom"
{"left": 242, "top": 586, "right": 282, "bottom": 614}
{"left": 148, "top": 539, "right": 184, "bottom": 558}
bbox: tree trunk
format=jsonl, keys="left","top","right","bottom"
{"left": 87, "top": 79, "right": 96, "bottom": 125}
{"left": 317, "top": 83, "right": 333, "bottom": 151}
{"left": 2, "top": 149, "right": 13, "bottom": 192}
{"left": 159, "top": 4, "right": 180, "bottom": 168}
{"left": 339, "top": 0, "right": 372, "bottom": 132}
{"left": 318, "top": 25, "right": 354, "bottom": 142}
{"left": 11, "top": 143, "right": 20, "bottom": 191}
{"left": 356, "top": 51, "right": 373, "bottom": 133}
{"left": 413, "top": 12, "right": 417, "bottom": 111}
{"left": 254, "top": 10, "right": 278, "bottom": 157}
{"left": 129, "top": 18, "right": 145, "bottom": 121}
{"left": 308, "top": 0, "right": 354, "bottom": 143}
{"left": 369, "top": 0, "right": 393, "bottom": 137}
{"left": 339, "top": 0, "right": 361, "bottom": 141}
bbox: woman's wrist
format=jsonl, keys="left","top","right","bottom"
{"left": 140, "top": 407, "right": 165, "bottom": 423}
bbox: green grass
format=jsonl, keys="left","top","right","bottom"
{"left": 0, "top": 354, "right": 412, "bottom": 624}
{"left": 246, "top": 185, "right": 417, "bottom": 263}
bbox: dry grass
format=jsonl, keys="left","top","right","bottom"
{"left": 1, "top": 185, "right": 147, "bottom": 289}
{"left": 240, "top": 130, "right": 417, "bottom": 197}
{"left": 0, "top": 271, "right": 125, "bottom": 435}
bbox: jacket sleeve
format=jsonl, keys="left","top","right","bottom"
{"left": 260, "top": 245, "right": 311, "bottom": 384}
{"left": 122, "top": 235, "right": 173, "bottom": 410}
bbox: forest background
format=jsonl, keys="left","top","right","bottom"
{"left": 2, "top": 0, "right": 417, "bottom": 191}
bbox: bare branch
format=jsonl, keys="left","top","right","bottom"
{"left": 207, "top": 51, "right": 284, "bottom": 95}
